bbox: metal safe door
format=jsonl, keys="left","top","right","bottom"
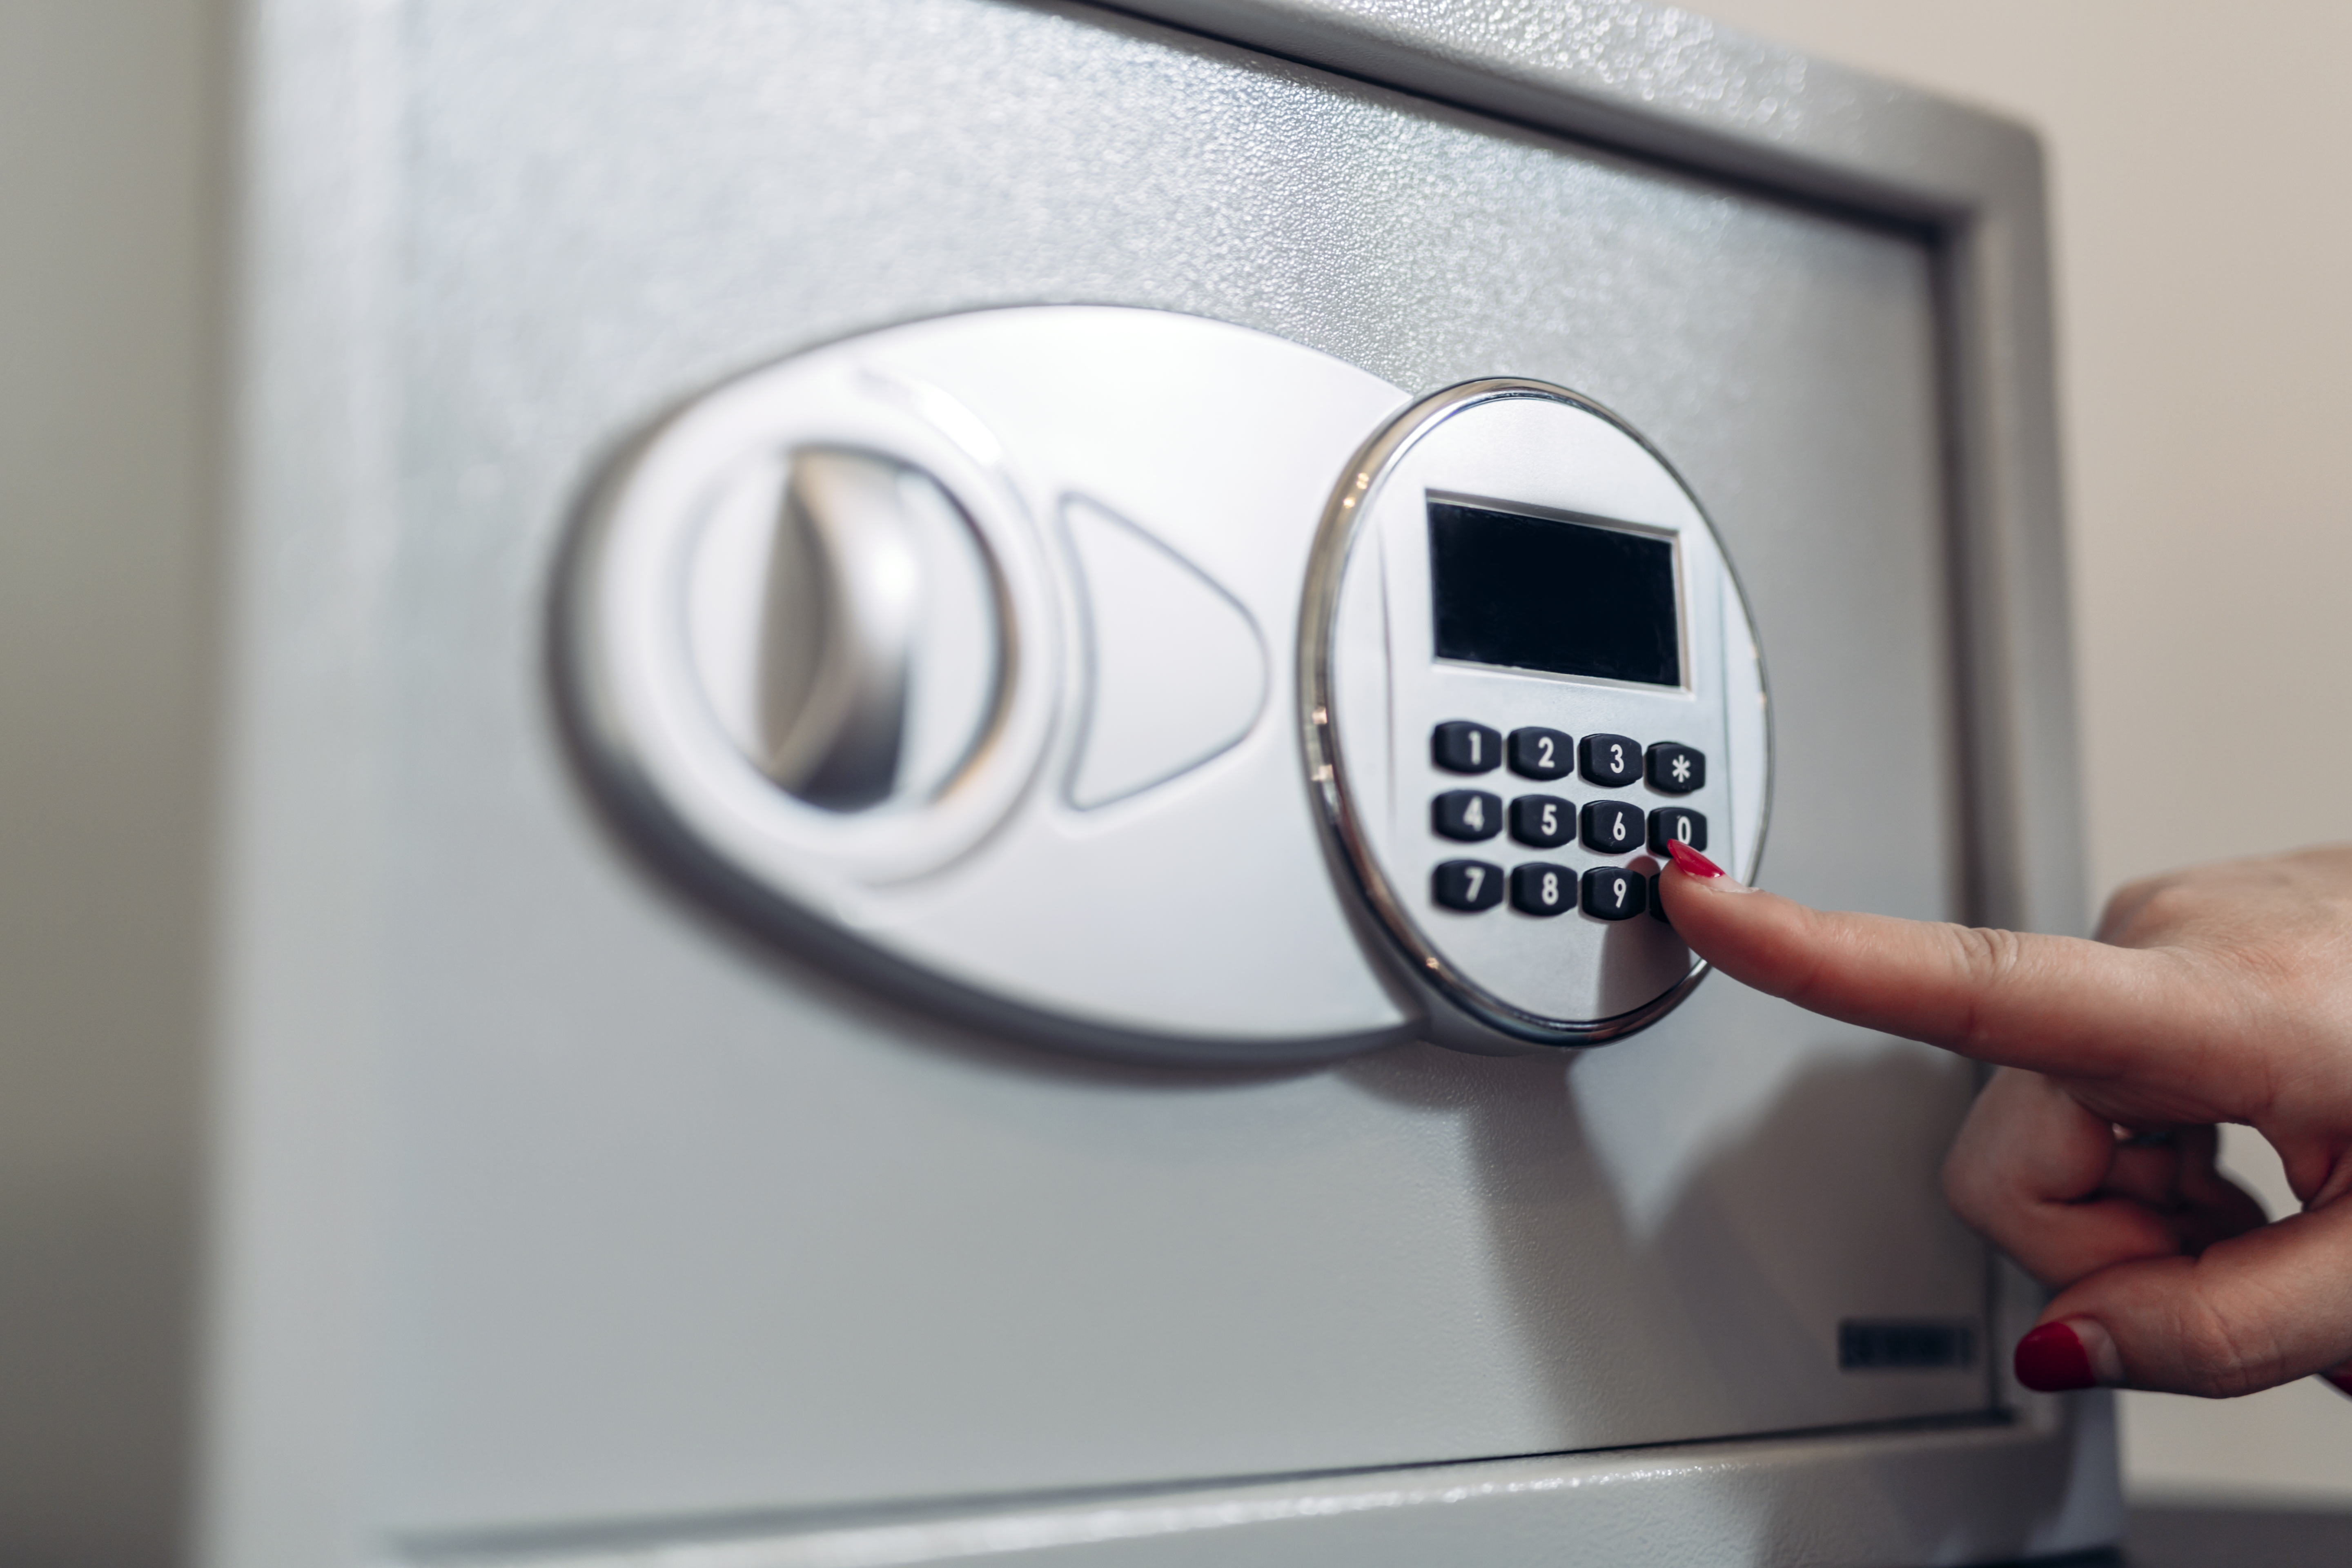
{"left": 377, "top": 0, "right": 1979, "bottom": 1535}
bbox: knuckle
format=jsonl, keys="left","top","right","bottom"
{"left": 2167, "top": 1296, "right": 2286, "bottom": 1399}
{"left": 1944, "top": 924, "right": 2028, "bottom": 1054}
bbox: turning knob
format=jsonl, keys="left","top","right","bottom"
{"left": 688, "top": 447, "right": 1004, "bottom": 813}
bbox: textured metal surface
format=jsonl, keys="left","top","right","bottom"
{"left": 370, "top": 0, "right": 1979, "bottom": 1534}
{"left": 179, "top": 0, "right": 2106, "bottom": 1563}
{"left": 396, "top": 1406, "right": 2118, "bottom": 1567}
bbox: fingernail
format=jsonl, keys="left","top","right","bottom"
{"left": 2013, "top": 1316, "right": 2107, "bottom": 1392}
{"left": 1666, "top": 842, "right": 1731, "bottom": 881}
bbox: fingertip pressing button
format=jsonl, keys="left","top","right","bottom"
{"left": 1646, "top": 806, "right": 1707, "bottom": 856}
{"left": 1433, "top": 721, "right": 1502, "bottom": 774}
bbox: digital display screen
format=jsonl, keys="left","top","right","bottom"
{"left": 1428, "top": 500, "right": 1681, "bottom": 686}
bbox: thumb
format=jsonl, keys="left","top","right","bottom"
{"left": 2011, "top": 1195, "right": 2352, "bottom": 1397}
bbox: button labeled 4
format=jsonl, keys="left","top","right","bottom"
{"left": 1433, "top": 790, "right": 1502, "bottom": 841}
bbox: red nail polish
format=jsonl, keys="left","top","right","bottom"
{"left": 1666, "top": 841, "right": 1725, "bottom": 879}
{"left": 2014, "top": 1322, "right": 2096, "bottom": 1392}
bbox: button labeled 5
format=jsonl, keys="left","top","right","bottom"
{"left": 1509, "top": 794, "right": 1574, "bottom": 848}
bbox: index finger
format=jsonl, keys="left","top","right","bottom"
{"left": 1657, "top": 858, "right": 2246, "bottom": 1087}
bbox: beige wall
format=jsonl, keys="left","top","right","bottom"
{"left": 1694, "top": 0, "right": 2352, "bottom": 1506}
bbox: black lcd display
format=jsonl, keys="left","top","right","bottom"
{"left": 1428, "top": 501, "right": 1680, "bottom": 686}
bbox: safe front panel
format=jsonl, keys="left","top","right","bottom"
{"left": 373, "top": 0, "right": 1976, "bottom": 1535}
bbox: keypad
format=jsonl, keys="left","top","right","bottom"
{"left": 1509, "top": 794, "right": 1575, "bottom": 849}
{"left": 1425, "top": 722, "right": 1710, "bottom": 917}
{"left": 1507, "top": 726, "right": 1573, "bottom": 780}
{"left": 1432, "top": 720, "right": 1502, "bottom": 774}
{"left": 1648, "top": 873, "right": 1670, "bottom": 923}
{"left": 1433, "top": 859, "right": 1504, "bottom": 911}
{"left": 1582, "top": 866, "right": 1646, "bottom": 920}
{"left": 1510, "top": 862, "right": 1576, "bottom": 917}
{"left": 1580, "top": 799, "right": 1644, "bottom": 855}
{"left": 1647, "top": 806, "right": 1707, "bottom": 856}
{"left": 1579, "top": 732, "right": 1642, "bottom": 787}
{"left": 1647, "top": 741, "right": 1704, "bottom": 794}
{"left": 1432, "top": 789, "right": 1502, "bottom": 841}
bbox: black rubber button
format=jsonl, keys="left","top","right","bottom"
{"left": 1647, "top": 806, "right": 1708, "bottom": 856}
{"left": 1579, "top": 732, "right": 1641, "bottom": 787}
{"left": 1510, "top": 862, "right": 1576, "bottom": 917}
{"left": 1580, "top": 799, "right": 1644, "bottom": 855}
{"left": 1582, "top": 865, "right": 1646, "bottom": 921}
{"left": 1648, "top": 873, "right": 1671, "bottom": 923}
{"left": 1646, "top": 742, "right": 1705, "bottom": 794}
{"left": 1507, "top": 726, "right": 1572, "bottom": 780}
{"left": 1432, "top": 721, "right": 1502, "bottom": 774}
{"left": 1432, "top": 790, "right": 1502, "bottom": 842}
{"left": 1509, "top": 794, "right": 1575, "bottom": 849}
{"left": 1433, "top": 859, "right": 1504, "bottom": 911}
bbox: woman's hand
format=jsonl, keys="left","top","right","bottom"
{"left": 1658, "top": 841, "right": 2352, "bottom": 1399}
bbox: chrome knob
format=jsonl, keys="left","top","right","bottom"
{"left": 688, "top": 446, "right": 1003, "bottom": 813}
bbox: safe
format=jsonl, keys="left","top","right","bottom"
{"left": 0, "top": 2, "right": 2115, "bottom": 1564}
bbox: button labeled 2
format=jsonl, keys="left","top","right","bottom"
{"left": 1508, "top": 726, "right": 1572, "bottom": 780}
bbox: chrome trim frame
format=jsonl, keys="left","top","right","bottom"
{"left": 1300, "top": 378, "right": 1771, "bottom": 1048}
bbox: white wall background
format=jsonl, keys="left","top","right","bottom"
{"left": 1695, "top": 0, "right": 2352, "bottom": 1507}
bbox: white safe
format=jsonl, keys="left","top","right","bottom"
{"left": 1, "top": 2, "right": 2112, "bottom": 1565}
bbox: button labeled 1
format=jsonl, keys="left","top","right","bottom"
{"left": 1432, "top": 721, "right": 1501, "bottom": 774}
